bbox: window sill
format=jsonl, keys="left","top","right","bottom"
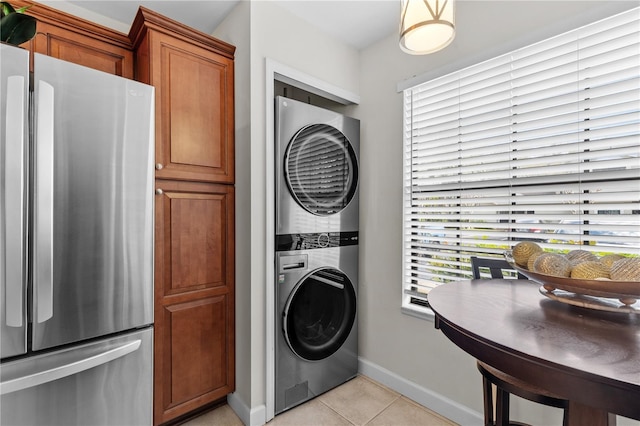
{"left": 401, "top": 304, "right": 435, "bottom": 322}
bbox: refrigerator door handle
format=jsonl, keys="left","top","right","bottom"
{"left": 0, "top": 339, "right": 141, "bottom": 395}
{"left": 4, "top": 75, "right": 25, "bottom": 327}
{"left": 35, "top": 80, "right": 55, "bottom": 323}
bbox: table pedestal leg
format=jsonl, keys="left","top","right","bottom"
{"left": 495, "top": 387, "right": 511, "bottom": 426}
{"left": 567, "top": 401, "right": 617, "bottom": 426}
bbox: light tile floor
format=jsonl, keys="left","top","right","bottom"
{"left": 182, "top": 375, "right": 458, "bottom": 426}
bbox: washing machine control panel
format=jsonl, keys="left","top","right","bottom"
{"left": 275, "top": 231, "right": 358, "bottom": 251}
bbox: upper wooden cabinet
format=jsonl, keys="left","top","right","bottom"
{"left": 15, "top": 0, "right": 134, "bottom": 78}
{"left": 129, "top": 8, "right": 236, "bottom": 184}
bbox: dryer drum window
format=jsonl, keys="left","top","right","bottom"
{"left": 285, "top": 124, "right": 358, "bottom": 216}
{"left": 284, "top": 268, "right": 356, "bottom": 361}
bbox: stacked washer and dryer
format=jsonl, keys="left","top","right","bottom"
{"left": 274, "top": 96, "right": 360, "bottom": 414}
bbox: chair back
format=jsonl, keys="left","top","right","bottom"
{"left": 470, "top": 256, "right": 527, "bottom": 280}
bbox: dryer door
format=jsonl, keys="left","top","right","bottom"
{"left": 283, "top": 268, "right": 356, "bottom": 361}
{"left": 285, "top": 124, "right": 358, "bottom": 216}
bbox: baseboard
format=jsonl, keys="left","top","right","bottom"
{"left": 358, "top": 357, "right": 483, "bottom": 425}
{"left": 230, "top": 358, "right": 482, "bottom": 426}
{"left": 227, "top": 392, "right": 266, "bottom": 426}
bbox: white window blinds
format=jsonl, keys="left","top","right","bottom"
{"left": 402, "top": 7, "right": 640, "bottom": 315}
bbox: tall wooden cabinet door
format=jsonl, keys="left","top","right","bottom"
{"left": 154, "top": 180, "right": 235, "bottom": 424}
{"left": 150, "top": 31, "right": 234, "bottom": 184}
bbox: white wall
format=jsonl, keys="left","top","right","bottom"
{"left": 248, "top": 1, "right": 361, "bottom": 417}
{"left": 211, "top": 0, "right": 252, "bottom": 412}
{"left": 215, "top": 2, "right": 361, "bottom": 423}
{"left": 38, "top": 0, "right": 130, "bottom": 32}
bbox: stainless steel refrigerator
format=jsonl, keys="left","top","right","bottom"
{"left": 0, "top": 44, "right": 154, "bottom": 425}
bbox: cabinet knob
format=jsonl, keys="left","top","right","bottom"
{"left": 155, "top": 188, "right": 163, "bottom": 195}
{"left": 155, "top": 163, "right": 164, "bottom": 170}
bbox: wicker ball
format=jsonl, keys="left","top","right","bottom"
{"left": 526, "top": 251, "right": 544, "bottom": 271}
{"left": 533, "top": 253, "right": 572, "bottom": 277}
{"left": 570, "top": 261, "right": 610, "bottom": 280}
{"left": 512, "top": 241, "right": 543, "bottom": 267}
{"left": 610, "top": 258, "right": 640, "bottom": 282}
{"left": 565, "top": 250, "right": 598, "bottom": 265}
{"left": 599, "top": 254, "right": 625, "bottom": 268}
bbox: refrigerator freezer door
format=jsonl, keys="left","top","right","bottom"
{"left": 0, "top": 44, "right": 28, "bottom": 359}
{"left": 32, "top": 54, "right": 154, "bottom": 351}
{"left": 0, "top": 327, "right": 153, "bottom": 426}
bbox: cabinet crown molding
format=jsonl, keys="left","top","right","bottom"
{"left": 128, "top": 6, "right": 235, "bottom": 60}
{"left": 13, "top": 0, "right": 132, "bottom": 49}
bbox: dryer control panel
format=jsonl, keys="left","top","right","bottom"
{"left": 275, "top": 231, "right": 358, "bottom": 251}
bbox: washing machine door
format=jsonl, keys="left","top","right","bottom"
{"left": 283, "top": 268, "right": 356, "bottom": 361}
{"left": 285, "top": 124, "right": 358, "bottom": 216}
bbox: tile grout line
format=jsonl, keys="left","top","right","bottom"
{"left": 319, "top": 393, "right": 403, "bottom": 426}
{"left": 318, "top": 399, "right": 358, "bottom": 425}
{"left": 362, "top": 394, "right": 402, "bottom": 426}
{"left": 318, "top": 380, "right": 403, "bottom": 426}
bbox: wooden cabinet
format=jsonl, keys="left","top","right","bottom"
{"left": 15, "top": 0, "right": 134, "bottom": 78}
{"left": 154, "top": 180, "right": 235, "bottom": 423}
{"left": 130, "top": 7, "right": 235, "bottom": 184}
{"left": 130, "top": 8, "right": 236, "bottom": 425}
{"left": 31, "top": 20, "right": 133, "bottom": 78}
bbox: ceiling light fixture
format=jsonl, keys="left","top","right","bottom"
{"left": 399, "top": 0, "right": 455, "bottom": 55}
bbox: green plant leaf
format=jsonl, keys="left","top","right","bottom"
{"left": 1, "top": 2, "right": 17, "bottom": 17}
{"left": 1, "top": 12, "right": 36, "bottom": 45}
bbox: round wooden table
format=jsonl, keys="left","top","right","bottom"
{"left": 428, "top": 279, "right": 640, "bottom": 426}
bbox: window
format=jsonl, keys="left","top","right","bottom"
{"left": 402, "top": 8, "right": 640, "bottom": 316}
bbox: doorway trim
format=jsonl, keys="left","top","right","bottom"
{"left": 264, "top": 57, "right": 359, "bottom": 422}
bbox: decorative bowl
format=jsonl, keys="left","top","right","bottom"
{"left": 504, "top": 251, "right": 640, "bottom": 307}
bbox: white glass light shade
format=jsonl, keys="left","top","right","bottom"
{"left": 400, "top": 0, "right": 455, "bottom": 55}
